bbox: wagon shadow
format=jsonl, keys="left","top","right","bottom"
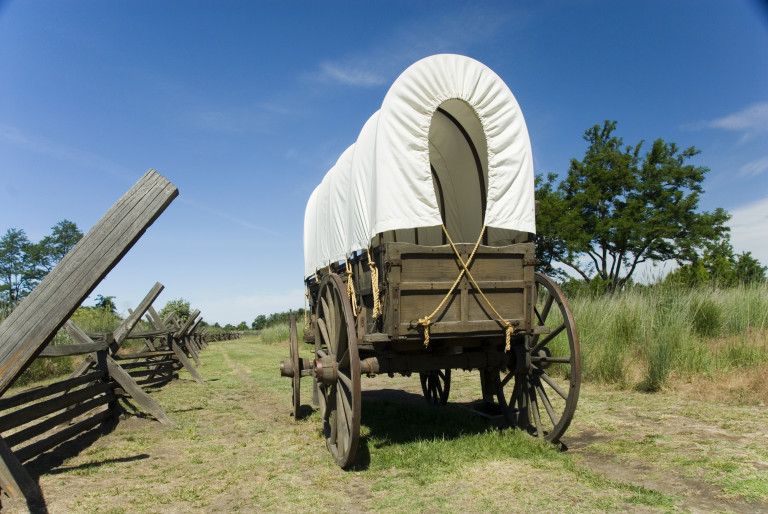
{"left": 352, "top": 390, "right": 494, "bottom": 470}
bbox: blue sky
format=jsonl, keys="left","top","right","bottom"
{"left": 1, "top": 1, "right": 767, "bottom": 325}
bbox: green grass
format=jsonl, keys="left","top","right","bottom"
{"left": 571, "top": 282, "right": 768, "bottom": 391}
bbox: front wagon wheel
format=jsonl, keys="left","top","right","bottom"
{"left": 496, "top": 272, "right": 581, "bottom": 443}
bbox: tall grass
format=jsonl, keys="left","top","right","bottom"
{"left": 571, "top": 282, "right": 768, "bottom": 391}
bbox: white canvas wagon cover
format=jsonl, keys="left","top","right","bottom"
{"left": 304, "top": 54, "right": 535, "bottom": 278}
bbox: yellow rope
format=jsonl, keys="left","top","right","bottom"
{"left": 418, "top": 225, "right": 515, "bottom": 350}
{"left": 304, "top": 287, "right": 310, "bottom": 331}
{"left": 345, "top": 259, "right": 358, "bottom": 315}
{"left": 367, "top": 249, "right": 380, "bottom": 319}
{"left": 441, "top": 227, "right": 516, "bottom": 351}
{"left": 418, "top": 226, "right": 486, "bottom": 347}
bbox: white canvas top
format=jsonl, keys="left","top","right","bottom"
{"left": 304, "top": 54, "right": 535, "bottom": 278}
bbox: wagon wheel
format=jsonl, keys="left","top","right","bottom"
{"left": 493, "top": 272, "right": 581, "bottom": 443}
{"left": 314, "top": 274, "right": 361, "bottom": 468}
{"left": 419, "top": 369, "right": 451, "bottom": 405}
{"left": 289, "top": 315, "right": 301, "bottom": 418}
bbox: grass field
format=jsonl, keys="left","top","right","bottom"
{"left": 7, "top": 334, "right": 767, "bottom": 513}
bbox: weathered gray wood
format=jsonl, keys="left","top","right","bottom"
{"left": 122, "top": 329, "right": 173, "bottom": 339}
{"left": 0, "top": 371, "right": 105, "bottom": 411}
{"left": 113, "top": 350, "right": 175, "bottom": 360}
{"left": 171, "top": 340, "right": 204, "bottom": 384}
{"left": 110, "top": 282, "right": 165, "bottom": 350}
{"left": 184, "top": 337, "right": 202, "bottom": 366}
{"left": 4, "top": 393, "right": 116, "bottom": 448}
{"left": 0, "top": 170, "right": 178, "bottom": 395}
{"left": 15, "top": 409, "right": 114, "bottom": 463}
{"left": 147, "top": 306, "right": 166, "bottom": 331}
{"left": 38, "top": 341, "right": 109, "bottom": 357}
{"left": 188, "top": 317, "right": 203, "bottom": 337}
{"left": 0, "top": 381, "right": 114, "bottom": 432}
{"left": 173, "top": 309, "right": 200, "bottom": 339}
{"left": 166, "top": 313, "right": 182, "bottom": 331}
{"left": 0, "top": 436, "right": 45, "bottom": 503}
{"left": 105, "top": 355, "right": 173, "bottom": 426}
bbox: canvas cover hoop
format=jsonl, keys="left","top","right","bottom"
{"left": 304, "top": 54, "right": 535, "bottom": 278}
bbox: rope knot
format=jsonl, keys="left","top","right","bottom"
{"left": 418, "top": 317, "right": 431, "bottom": 348}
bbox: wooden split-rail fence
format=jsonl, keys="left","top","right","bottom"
{"left": 0, "top": 169, "right": 238, "bottom": 510}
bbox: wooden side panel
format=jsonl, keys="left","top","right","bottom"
{"left": 0, "top": 170, "right": 178, "bottom": 395}
{"left": 382, "top": 242, "right": 534, "bottom": 339}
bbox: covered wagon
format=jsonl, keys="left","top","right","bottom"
{"left": 281, "top": 54, "right": 581, "bottom": 468}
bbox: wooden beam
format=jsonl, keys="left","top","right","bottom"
{"left": 171, "top": 341, "right": 204, "bottom": 384}
{"left": 38, "top": 341, "right": 108, "bottom": 357}
{"left": 173, "top": 309, "right": 200, "bottom": 340}
{"left": 0, "top": 170, "right": 178, "bottom": 395}
{"left": 110, "top": 282, "right": 164, "bottom": 350}
{"left": 105, "top": 356, "right": 173, "bottom": 426}
{"left": 0, "top": 436, "right": 44, "bottom": 504}
{"left": 147, "top": 306, "right": 165, "bottom": 331}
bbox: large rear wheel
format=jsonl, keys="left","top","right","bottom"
{"left": 314, "top": 274, "right": 361, "bottom": 468}
{"left": 491, "top": 272, "right": 581, "bottom": 442}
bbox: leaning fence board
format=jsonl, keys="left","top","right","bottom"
{"left": 105, "top": 356, "right": 173, "bottom": 426}
{"left": 38, "top": 341, "right": 109, "bottom": 357}
{"left": 110, "top": 282, "right": 165, "bottom": 350}
{"left": 4, "top": 393, "right": 117, "bottom": 448}
{"left": 0, "top": 170, "right": 178, "bottom": 395}
{"left": 171, "top": 340, "right": 204, "bottom": 384}
{"left": 0, "top": 382, "right": 114, "bottom": 432}
{"left": 15, "top": 409, "right": 114, "bottom": 463}
{"left": 0, "top": 371, "right": 106, "bottom": 411}
{"left": 0, "top": 436, "right": 44, "bottom": 505}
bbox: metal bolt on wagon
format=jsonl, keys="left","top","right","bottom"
{"left": 280, "top": 54, "right": 581, "bottom": 468}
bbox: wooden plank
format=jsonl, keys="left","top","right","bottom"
{"left": 146, "top": 306, "right": 166, "bottom": 331}
{"left": 113, "top": 350, "right": 175, "bottom": 360}
{"left": 0, "top": 381, "right": 114, "bottom": 432}
{"left": 184, "top": 338, "right": 202, "bottom": 366}
{"left": 38, "top": 341, "right": 109, "bottom": 357}
{"left": 0, "top": 170, "right": 178, "bottom": 395}
{"left": 174, "top": 309, "right": 200, "bottom": 339}
{"left": 105, "top": 356, "right": 173, "bottom": 426}
{"left": 171, "top": 340, "right": 204, "bottom": 384}
{"left": 0, "top": 371, "right": 105, "bottom": 411}
{"left": 0, "top": 436, "right": 45, "bottom": 503}
{"left": 4, "top": 393, "right": 116, "bottom": 448}
{"left": 15, "top": 409, "right": 114, "bottom": 463}
{"left": 110, "top": 282, "right": 165, "bottom": 350}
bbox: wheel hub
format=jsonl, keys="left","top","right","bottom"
{"left": 315, "top": 355, "right": 337, "bottom": 385}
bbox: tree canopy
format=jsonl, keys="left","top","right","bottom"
{"left": 159, "top": 298, "right": 192, "bottom": 323}
{"left": 535, "top": 121, "right": 741, "bottom": 293}
{"left": 0, "top": 220, "right": 83, "bottom": 309}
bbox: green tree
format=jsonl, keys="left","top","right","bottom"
{"left": 159, "top": 298, "right": 192, "bottom": 323}
{"left": 38, "top": 220, "right": 83, "bottom": 271}
{"left": 252, "top": 314, "right": 267, "bottom": 330}
{"left": 236, "top": 321, "right": 248, "bottom": 331}
{"left": 0, "top": 229, "right": 43, "bottom": 305}
{"left": 94, "top": 294, "right": 117, "bottom": 314}
{"left": 0, "top": 221, "right": 83, "bottom": 307}
{"left": 536, "top": 121, "right": 730, "bottom": 293}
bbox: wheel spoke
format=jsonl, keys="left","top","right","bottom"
{"left": 539, "top": 294, "right": 555, "bottom": 324}
{"left": 500, "top": 370, "right": 513, "bottom": 388}
{"left": 531, "top": 323, "right": 566, "bottom": 354}
{"left": 539, "top": 371, "right": 568, "bottom": 400}
{"left": 337, "top": 370, "right": 353, "bottom": 390}
{"left": 533, "top": 356, "right": 571, "bottom": 364}
{"left": 535, "top": 376, "right": 558, "bottom": 426}
{"left": 317, "top": 318, "right": 332, "bottom": 354}
{"left": 323, "top": 290, "right": 335, "bottom": 349}
{"left": 338, "top": 348, "right": 350, "bottom": 369}
{"left": 528, "top": 382, "right": 544, "bottom": 437}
